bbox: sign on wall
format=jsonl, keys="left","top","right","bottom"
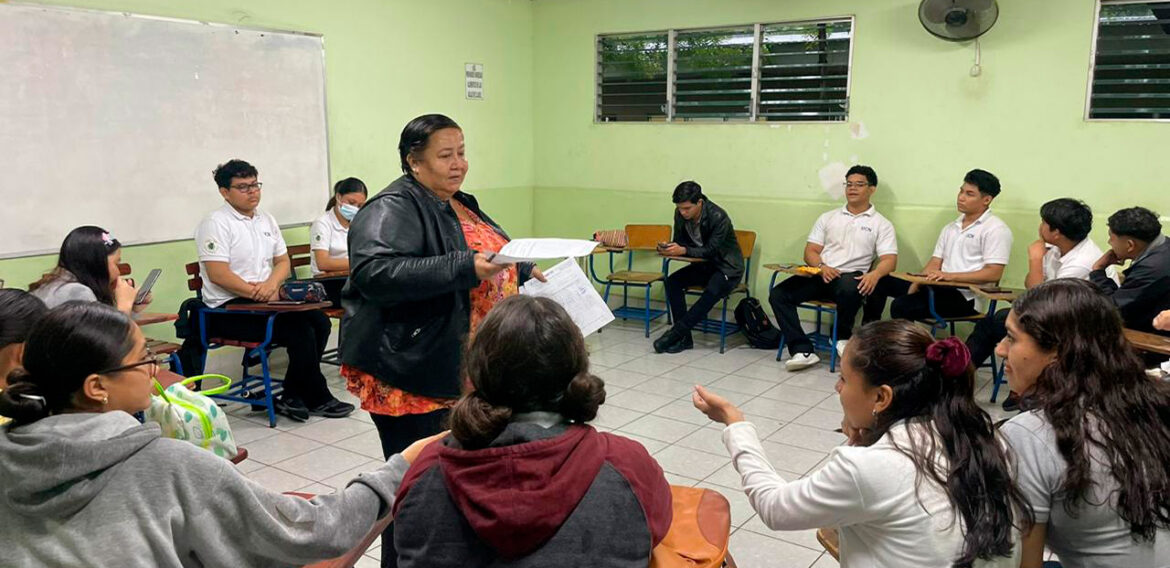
{"left": 465, "top": 63, "right": 483, "bottom": 100}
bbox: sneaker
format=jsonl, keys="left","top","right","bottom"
{"left": 653, "top": 328, "right": 682, "bottom": 354}
{"left": 664, "top": 332, "right": 694, "bottom": 354}
{"left": 309, "top": 398, "right": 355, "bottom": 418}
{"left": 274, "top": 396, "right": 310, "bottom": 422}
{"left": 835, "top": 340, "right": 848, "bottom": 358}
{"left": 785, "top": 352, "right": 821, "bottom": 372}
{"left": 1001, "top": 391, "right": 1021, "bottom": 413}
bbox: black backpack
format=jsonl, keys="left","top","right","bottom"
{"left": 734, "top": 297, "right": 781, "bottom": 349}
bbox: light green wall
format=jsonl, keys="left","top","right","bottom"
{"left": 531, "top": 0, "right": 1168, "bottom": 295}
{"left": 0, "top": 0, "right": 536, "bottom": 335}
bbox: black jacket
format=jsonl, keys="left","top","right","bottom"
{"left": 339, "top": 175, "right": 530, "bottom": 398}
{"left": 1090, "top": 234, "right": 1170, "bottom": 335}
{"left": 672, "top": 199, "right": 744, "bottom": 280}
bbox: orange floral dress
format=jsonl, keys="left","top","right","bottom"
{"left": 344, "top": 201, "right": 519, "bottom": 416}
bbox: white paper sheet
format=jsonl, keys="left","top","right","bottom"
{"left": 520, "top": 258, "right": 614, "bottom": 337}
{"left": 491, "top": 238, "right": 599, "bottom": 264}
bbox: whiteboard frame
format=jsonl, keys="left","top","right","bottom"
{"left": 0, "top": 2, "right": 332, "bottom": 259}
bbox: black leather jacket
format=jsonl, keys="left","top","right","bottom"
{"left": 672, "top": 199, "right": 744, "bottom": 280}
{"left": 340, "top": 175, "right": 530, "bottom": 398}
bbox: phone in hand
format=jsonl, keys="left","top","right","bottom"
{"left": 134, "top": 269, "right": 162, "bottom": 305}
{"left": 657, "top": 242, "right": 668, "bottom": 251}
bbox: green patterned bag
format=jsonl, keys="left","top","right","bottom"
{"left": 144, "top": 374, "right": 239, "bottom": 460}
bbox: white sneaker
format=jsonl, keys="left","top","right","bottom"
{"left": 785, "top": 352, "right": 821, "bottom": 372}
{"left": 836, "top": 340, "right": 848, "bottom": 358}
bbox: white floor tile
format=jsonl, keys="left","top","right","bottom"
{"left": 758, "top": 384, "right": 834, "bottom": 407}
{"left": 708, "top": 374, "right": 777, "bottom": 396}
{"left": 810, "top": 553, "right": 839, "bottom": 567}
{"left": 334, "top": 429, "right": 387, "bottom": 460}
{"left": 703, "top": 462, "right": 744, "bottom": 491}
{"left": 740, "top": 397, "right": 812, "bottom": 422}
{"left": 661, "top": 365, "right": 726, "bottom": 385}
{"left": 287, "top": 417, "right": 375, "bottom": 444}
{"left": 651, "top": 399, "right": 713, "bottom": 426}
{"left": 245, "top": 432, "right": 323, "bottom": 465}
{"left": 734, "top": 362, "right": 790, "bottom": 382}
{"left": 612, "top": 431, "right": 669, "bottom": 455}
{"left": 729, "top": 528, "right": 824, "bottom": 568}
{"left": 319, "top": 460, "right": 385, "bottom": 490}
{"left": 606, "top": 389, "right": 676, "bottom": 413}
{"left": 620, "top": 415, "right": 702, "bottom": 444}
{"left": 675, "top": 425, "right": 730, "bottom": 456}
{"left": 663, "top": 472, "right": 702, "bottom": 486}
{"left": 628, "top": 376, "right": 699, "bottom": 398}
{"left": 273, "top": 446, "right": 374, "bottom": 482}
{"left": 617, "top": 355, "right": 682, "bottom": 377}
{"left": 592, "top": 404, "right": 644, "bottom": 430}
{"left": 793, "top": 408, "right": 845, "bottom": 431}
{"left": 686, "top": 353, "right": 754, "bottom": 374}
{"left": 697, "top": 482, "right": 756, "bottom": 527}
{"left": 652, "top": 444, "right": 730, "bottom": 479}
{"left": 245, "top": 466, "right": 315, "bottom": 494}
{"left": 759, "top": 440, "right": 830, "bottom": 476}
{"left": 767, "top": 423, "right": 846, "bottom": 453}
{"left": 594, "top": 368, "right": 655, "bottom": 389}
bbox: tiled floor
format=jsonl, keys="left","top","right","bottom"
{"left": 223, "top": 319, "right": 1014, "bottom": 568}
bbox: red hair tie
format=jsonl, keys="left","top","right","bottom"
{"left": 925, "top": 336, "right": 971, "bottom": 378}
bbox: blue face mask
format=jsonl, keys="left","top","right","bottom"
{"left": 338, "top": 203, "right": 360, "bottom": 221}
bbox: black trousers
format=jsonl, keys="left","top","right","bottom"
{"left": 966, "top": 308, "right": 1009, "bottom": 367}
{"left": 372, "top": 409, "right": 451, "bottom": 568}
{"left": 769, "top": 272, "right": 864, "bottom": 356}
{"left": 664, "top": 262, "right": 739, "bottom": 332}
{"left": 861, "top": 276, "right": 978, "bottom": 323}
{"left": 203, "top": 300, "right": 335, "bottom": 407}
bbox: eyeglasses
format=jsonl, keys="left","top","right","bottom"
{"left": 842, "top": 182, "right": 870, "bottom": 189}
{"left": 230, "top": 182, "right": 263, "bottom": 193}
{"left": 99, "top": 349, "right": 169, "bottom": 375}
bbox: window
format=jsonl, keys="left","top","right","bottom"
{"left": 1088, "top": 1, "right": 1170, "bottom": 120}
{"left": 596, "top": 17, "right": 853, "bottom": 123}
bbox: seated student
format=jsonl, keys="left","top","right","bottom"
{"left": 194, "top": 159, "right": 353, "bottom": 421}
{"left": 996, "top": 279, "right": 1170, "bottom": 568}
{"left": 771, "top": 165, "right": 897, "bottom": 371}
{"left": 965, "top": 198, "right": 1101, "bottom": 411}
{"left": 393, "top": 295, "right": 672, "bottom": 567}
{"left": 654, "top": 181, "right": 744, "bottom": 354}
{"left": 0, "top": 302, "right": 441, "bottom": 568}
{"left": 30, "top": 226, "right": 150, "bottom": 315}
{"left": 693, "top": 321, "right": 1026, "bottom": 568}
{"left": 310, "top": 177, "right": 368, "bottom": 276}
{"left": 863, "top": 169, "right": 1012, "bottom": 323}
{"left": 0, "top": 290, "right": 48, "bottom": 388}
{"left": 1089, "top": 206, "right": 1170, "bottom": 335}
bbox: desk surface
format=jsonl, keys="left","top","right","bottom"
{"left": 225, "top": 301, "right": 332, "bottom": 313}
{"left": 891, "top": 272, "right": 983, "bottom": 289}
{"left": 133, "top": 312, "right": 178, "bottom": 326}
{"left": 1125, "top": 328, "right": 1170, "bottom": 356}
{"left": 968, "top": 286, "right": 1024, "bottom": 303}
{"left": 312, "top": 271, "right": 349, "bottom": 279}
{"left": 763, "top": 263, "right": 818, "bottom": 277}
{"left": 662, "top": 254, "right": 705, "bottom": 263}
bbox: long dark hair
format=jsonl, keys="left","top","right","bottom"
{"left": 398, "top": 114, "right": 461, "bottom": 177}
{"left": 449, "top": 295, "right": 606, "bottom": 449}
{"left": 0, "top": 302, "right": 136, "bottom": 426}
{"left": 31, "top": 226, "right": 120, "bottom": 305}
{"left": 0, "top": 289, "right": 48, "bottom": 350}
{"left": 1012, "top": 278, "right": 1170, "bottom": 540}
{"left": 850, "top": 320, "right": 1031, "bottom": 567}
{"left": 325, "top": 177, "right": 368, "bottom": 211}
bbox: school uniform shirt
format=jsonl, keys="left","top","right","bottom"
{"left": 194, "top": 203, "right": 288, "bottom": 308}
{"left": 808, "top": 205, "right": 898, "bottom": 274}
{"left": 1041, "top": 238, "right": 1102, "bottom": 281}
{"left": 723, "top": 420, "right": 1019, "bottom": 568}
{"left": 309, "top": 210, "right": 349, "bottom": 275}
{"left": 932, "top": 209, "right": 1013, "bottom": 301}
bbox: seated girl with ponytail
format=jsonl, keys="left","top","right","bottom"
{"left": 0, "top": 301, "right": 440, "bottom": 568}
{"left": 30, "top": 226, "right": 149, "bottom": 315}
{"left": 693, "top": 320, "right": 1030, "bottom": 568}
{"left": 392, "top": 295, "right": 673, "bottom": 567}
{"left": 310, "top": 177, "right": 368, "bottom": 276}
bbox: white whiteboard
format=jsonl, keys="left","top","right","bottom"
{"left": 0, "top": 4, "right": 330, "bottom": 258}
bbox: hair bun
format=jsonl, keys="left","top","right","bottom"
{"left": 926, "top": 337, "right": 972, "bottom": 378}
{"left": 0, "top": 380, "right": 51, "bottom": 425}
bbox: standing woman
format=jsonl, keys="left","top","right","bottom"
{"left": 996, "top": 279, "right": 1170, "bottom": 568}
{"left": 30, "top": 226, "right": 150, "bottom": 315}
{"left": 310, "top": 177, "right": 368, "bottom": 276}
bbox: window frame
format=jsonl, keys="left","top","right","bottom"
{"left": 595, "top": 15, "right": 856, "bottom": 125}
{"left": 1085, "top": 0, "right": 1170, "bottom": 122}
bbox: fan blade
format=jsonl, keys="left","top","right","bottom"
{"left": 959, "top": 0, "right": 995, "bottom": 11}
{"left": 920, "top": 0, "right": 954, "bottom": 24}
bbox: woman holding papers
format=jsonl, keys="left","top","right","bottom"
{"left": 340, "top": 113, "right": 543, "bottom": 567}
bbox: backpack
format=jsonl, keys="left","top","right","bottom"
{"left": 734, "top": 297, "right": 781, "bottom": 349}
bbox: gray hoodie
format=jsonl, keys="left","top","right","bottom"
{"left": 0, "top": 411, "right": 406, "bottom": 567}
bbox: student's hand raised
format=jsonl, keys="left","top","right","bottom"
{"left": 401, "top": 430, "right": 449, "bottom": 464}
{"left": 692, "top": 385, "right": 745, "bottom": 426}
{"left": 474, "top": 253, "right": 507, "bottom": 281}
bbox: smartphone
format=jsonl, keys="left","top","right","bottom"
{"left": 134, "top": 269, "right": 162, "bottom": 304}
{"left": 656, "top": 242, "right": 668, "bottom": 250}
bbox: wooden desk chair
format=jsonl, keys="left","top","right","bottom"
{"left": 672, "top": 229, "right": 755, "bottom": 354}
{"left": 288, "top": 244, "right": 313, "bottom": 279}
{"left": 185, "top": 262, "right": 285, "bottom": 427}
{"left": 816, "top": 527, "right": 840, "bottom": 560}
{"left": 764, "top": 265, "right": 841, "bottom": 372}
{"left": 601, "top": 224, "right": 673, "bottom": 338}
{"left": 652, "top": 485, "right": 737, "bottom": 568}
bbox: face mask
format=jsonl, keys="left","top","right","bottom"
{"left": 338, "top": 203, "right": 360, "bottom": 221}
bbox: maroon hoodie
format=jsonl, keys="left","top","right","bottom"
{"left": 393, "top": 422, "right": 672, "bottom": 566}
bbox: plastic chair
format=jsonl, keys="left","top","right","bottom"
{"left": 671, "top": 230, "right": 756, "bottom": 354}
{"left": 600, "top": 224, "right": 673, "bottom": 337}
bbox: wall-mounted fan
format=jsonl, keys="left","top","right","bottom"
{"left": 919, "top": 0, "right": 999, "bottom": 76}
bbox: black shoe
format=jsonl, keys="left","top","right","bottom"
{"left": 1001, "top": 392, "right": 1021, "bottom": 413}
{"left": 309, "top": 398, "right": 355, "bottom": 418}
{"left": 274, "top": 396, "right": 310, "bottom": 422}
{"left": 653, "top": 329, "right": 682, "bottom": 353}
{"left": 664, "top": 332, "right": 694, "bottom": 354}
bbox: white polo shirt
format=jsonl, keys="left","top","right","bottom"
{"left": 195, "top": 203, "right": 288, "bottom": 308}
{"left": 309, "top": 210, "right": 349, "bottom": 275}
{"left": 808, "top": 205, "right": 898, "bottom": 274}
{"left": 932, "top": 209, "right": 1013, "bottom": 300}
{"left": 1041, "top": 238, "right": 1102, "bottom": 282}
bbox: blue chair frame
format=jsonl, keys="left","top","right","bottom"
{"left": 767, "top": 269, "right": 840, "bottom": 372}
{"left": 920, "top": 286, "right": 1006, "bottom": 401}
{"left": 665, "top": 230, "right": 756, "bottom": 354}
{"left": 197, "top": 307, "right": 284, "bottom": 427}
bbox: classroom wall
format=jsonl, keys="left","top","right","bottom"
{"left": 530, "top": 0, "right": 1169, "bottom": 297}
{"left": 0, "top": 0, "right": 536, "bottom": 337}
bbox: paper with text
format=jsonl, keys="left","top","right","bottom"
{"left": 491, "top": 238, "right": 598, "bottom": 264}
{"left": 520, "top": 258, "right": 614, "bottom": 337}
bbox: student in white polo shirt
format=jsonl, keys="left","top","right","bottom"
{"left": 771, "top": 165, "right": 898, "bottom": 372}
{"left": 965, "top": 198, "right": 1100, "bottom": 410}
{"left": 194, "top": 159, "right": 354, "bottom": 422}
{"left": 310, "top": 177, "right": 368, "bottom": 276}
{"left": 863, "top": 169, "right": 1013, "bottom": 324}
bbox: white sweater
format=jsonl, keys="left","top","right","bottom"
{"left": 722, "top": 421, "right": 1019, "bottom": 568}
